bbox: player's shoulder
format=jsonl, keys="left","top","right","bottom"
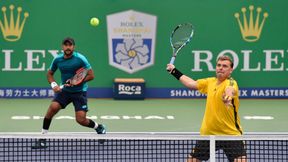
{"left": 56, "top": 52, "right": 64, "bottom": 57}
{"left": 206, "top": 77, "right": 217, "bottom": 82}
{"left": 73, "top": 51, "right": 85, "bottom": 57}
{"left": 53, "top": 53, "right": 64, "bottom": 61}
{"left": 73, "top": 52, "right": 91, "bottom": 67}
{"left": 196, "top": 77, "right": 216, "bottom": 86}
{"left": 197, "top": 77, "right": 215, "bottom": 82}
{"left": 73, "top": 51, "right": 88, "bottom": 60}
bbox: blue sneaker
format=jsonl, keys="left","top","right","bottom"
{"left": 95, "top": 124, "right": 106, "bottom": 134}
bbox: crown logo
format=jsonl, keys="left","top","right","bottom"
{"left": 0, "top": 5, "right": 29, "bottom": 42}
{"left": 234, "top": 5, "right": 268, "bottom": 42}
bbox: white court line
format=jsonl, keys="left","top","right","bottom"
{"left": 1, "top": 131, "right": 288, "bottom": 135}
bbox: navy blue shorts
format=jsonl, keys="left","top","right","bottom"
{"left": 53, "top": 90, "right": 88, "bottom": 112}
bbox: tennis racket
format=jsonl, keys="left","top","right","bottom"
{"left": 169, "top": 23, "right": 194, "bottom": 64}
{"left": 60, "top": 67, "right": 88, "bottom": 89}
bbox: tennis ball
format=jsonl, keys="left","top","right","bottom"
{"left": 90, "top": 17, "right": 99, "bottom": 26}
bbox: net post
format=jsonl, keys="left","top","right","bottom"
{"left": 210, "top": 135, "right": 216, "bottom": 162}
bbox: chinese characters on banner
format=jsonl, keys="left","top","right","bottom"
{"left": 0, "top": 88, "right": 54, "bottom": 98}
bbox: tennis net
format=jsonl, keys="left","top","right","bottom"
{"left": 0, "top": 133, "right": 287, "bottom": 162}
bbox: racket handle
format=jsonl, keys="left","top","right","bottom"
{"left": 60, "top": 85, "right": 64, "bottom": 89}
{"left": 169, "top": 57, "right": 176, "bottom": 64}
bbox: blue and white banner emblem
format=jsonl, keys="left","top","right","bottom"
{"left": 107, "top": 10, "right": 157, "bottom": 73}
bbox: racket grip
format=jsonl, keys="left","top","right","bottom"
{"left": 169, "top": 57, "right": 175, "bottom": 65}
{"left": 60, "top": 85, "right": 64, "bottom": 89}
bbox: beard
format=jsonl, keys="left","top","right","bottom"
{"left": 64, "top": 49, "right": 73, "bottom": 55}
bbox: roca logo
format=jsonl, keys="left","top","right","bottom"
{"left": 118, "top": 84, "right": 142, "bottom": 95}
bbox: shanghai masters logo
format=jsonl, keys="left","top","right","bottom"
{"left": 234, "top": 5, "right": 268, "bottom": 42}
{"left": 113, "top": 38, "right": 150, "bottom": 70}
{"left": 107, "top": 10, "right": 157, "bottom": 73}
{"left": 0, "top": 4, "right": 29, "bottom": 42}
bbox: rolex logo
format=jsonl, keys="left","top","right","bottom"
{"left": 234, "top": 5, "right": 268, "bottom": 42}
{"left": 0, "top": 5, "right": 29, "bottom": 42}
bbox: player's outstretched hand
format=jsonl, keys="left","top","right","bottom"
{"left": 222, "top": 86, "right": 234, "bottom": 108}
{"left": 166, "top": 64, "right": 175, "bottom": 73}
{"left": 222, "top": 94, "right": 233, "bottom": 107}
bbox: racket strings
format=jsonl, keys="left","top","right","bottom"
{"left": 171, "top": 24, "right": 194, "bottom": 49}
{"left": 71, "top": 69, "right": 88, "bottom": 85}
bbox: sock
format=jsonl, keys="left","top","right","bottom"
{"left": 42, "top": 117, "right": 52, "bottom": 133}
{"left": 87, "top": 119, "right": 98, "bottom": 129}
{"left": 94, "top": 122, "right": 99, "bottom": 129}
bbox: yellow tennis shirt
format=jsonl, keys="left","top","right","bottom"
{"left": 196, "top": 77, "right": 243, "bottom": 135}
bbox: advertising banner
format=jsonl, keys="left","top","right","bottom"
{"left": 0, "top": 0, "right": 287, "bottom": 98}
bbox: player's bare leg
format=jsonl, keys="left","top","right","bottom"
{"left": 75, "top": 111, "right": 106, "bottom": 134}
{"left": 41, "top": 101, "right": 62, "bottom": 133}
{"left": 75, "top": 110, "right": 93, "bottom": 127}
{"left": 45, "top": 101, "right": 62, "bottom": 119}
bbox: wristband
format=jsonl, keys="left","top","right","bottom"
{"left": 50, "top": 82, "right": 58, "bottom": 89}
{"left": 171, "top": 68, "right": 183, "bottom": 80}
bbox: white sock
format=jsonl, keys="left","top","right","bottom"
{"left": 41, "top": 129, "right": 48, "bottom": 134}
{"left": 94, "top": 123, "right": 98, "bottom": 129}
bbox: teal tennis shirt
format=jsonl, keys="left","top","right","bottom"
{"left": 49, "top": 51, "right": 91, "bottom": 92}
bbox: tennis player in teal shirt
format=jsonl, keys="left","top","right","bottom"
{"left": 32, "top": 37, "right": 106, "bottom": 149}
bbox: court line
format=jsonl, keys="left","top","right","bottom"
{"left": 1, "top": 131, "right": 288, "bottom": 135}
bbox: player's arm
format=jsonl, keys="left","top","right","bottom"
{"left": 47, "top": 70, "right": 61, "bottom": 93}
{"left": 47, "top": 70, "right": 56, "bottom": 84}
{"left": 83, "top": 69, "right": 94, "bottom": 82}
{"left": 167, "top": 64, "right": 198, "bottom": 89}
{"left": 179, "top": 75, "right": 198, "bottom": 89}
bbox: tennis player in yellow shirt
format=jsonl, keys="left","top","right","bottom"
{"left": 167, "top": 55, "right": 246, "bottom": 162}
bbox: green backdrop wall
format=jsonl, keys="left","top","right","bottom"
{"left": 0, "top": 0, "right": 287, "bottom": 98}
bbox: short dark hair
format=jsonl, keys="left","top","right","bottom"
{"left": 217, "top": 55, "right": 234, "bottom": 68}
